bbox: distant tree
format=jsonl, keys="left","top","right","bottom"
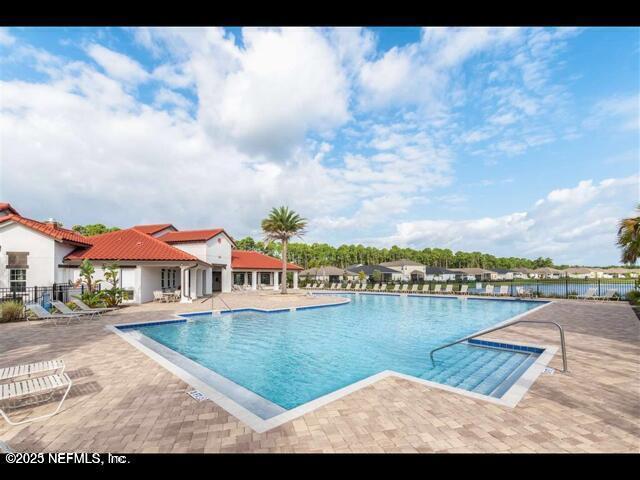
{"left": 617, "top": 204, "right": 640, "bottom": 264}
{"left": 235, "top": 236, "right": 258, "bottom": 251}
{"left": 372, "top": 269, "right": 382, "bottom": 282}
{"left": 72, "top": 224, "right": 120, "bottom": 236}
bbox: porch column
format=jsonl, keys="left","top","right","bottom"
{"left": 273, "top": 271, "right": 279, "bottom": 290}
{"left": 180, "top": 266, "right": 191, "bottom": 303}
{"left": 293, "top": 271, "right": 299, "bottom": 289}
{"left": 251, "top": 271, "right": 257, "bottom": 290}
{"left": 191, "top": 268, "right": 199, "bottom": 299}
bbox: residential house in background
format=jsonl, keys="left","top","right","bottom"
{"left": 300, "top": 266, "right": 357, "bottom": 284}
{"left": 379, "top": 259, "right": 426, "bottom": 282}
{"left": 346, "top": 264, "right": 401, "bottom": 282}
{"left": 424, "top": 267, "right": 457, "bottom": 282}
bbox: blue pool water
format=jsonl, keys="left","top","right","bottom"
{"left": 130, "top": 295, "right": 544, "bottom": 411}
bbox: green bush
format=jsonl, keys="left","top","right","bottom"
{"left": 627, "top": 290, "right": 640, "bottom": 305}
{"left": 0, "top": 301, "right": 25, "bottom": 323}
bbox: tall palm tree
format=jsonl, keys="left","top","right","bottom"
{"left": 262, "top": 206, "right": 307, "bottom": 294}
{"left": 617, "top": 204, "right": 640, "bottom": 264}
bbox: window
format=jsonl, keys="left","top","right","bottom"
{"left": 161, "top": 269, "right": 177, "bottom": 289}
{"left": 260, "top": 272, "right": 271, "bottom": 285}
{"left": 6, "top": 252, "right": 28, "bottom": 268}
{"left": 10, "top": 269, "right": 27, "bottom": 292}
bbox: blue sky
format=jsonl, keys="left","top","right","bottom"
{"left": 0, "top": 27, "right": 638, "bottom": 265}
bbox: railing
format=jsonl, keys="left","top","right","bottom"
{"left": 0, "top": 285, "right": 73, "bottom": 319}
{"left": 298, "top": 276, "right": 639, "bottom": 300}
{"left": 429, "top": 320, "right": 568, "bottom": 373}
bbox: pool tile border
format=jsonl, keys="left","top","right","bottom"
{"left": 108, "top": 295, "right": 558, "bottom": 433}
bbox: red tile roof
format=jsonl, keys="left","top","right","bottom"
{"left": 231, "top": 250, "right": 302, "bottom": 270}
{"left": 158, "top": 229, "right": 226, "bottom": 243}
{"left": 0, "top": 203, "right": 19, "bottom": 215}
{"left": 0, "top": 213, "right": 91, "bottom": 246}
{"left": 132, "top": 223, "right": 176, "bottom": 235}
{"left": 65, "top": 228, "right": 200, "bottom": 262}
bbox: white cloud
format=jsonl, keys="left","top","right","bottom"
{"left": 585, "top": 93, "right": 640, "bottom": 132}
{"left": 376, "top": 175, "right": 639, "bottom": 265}
{"left": 0, "top": 27, "right": 15, "bottom": 46}
{"left": 86, "top": 44, "right": 150, "bottom": 85}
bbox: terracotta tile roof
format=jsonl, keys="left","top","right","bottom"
{"left": 0, "top": 213, "right": 91, "bottom": 246}
{"left": 132, "top": 224, "right": 176, "bottom": 235}
{"left": 159, "top": 229, "right": 226, "bottom": 243}
{"left": 65, "top": 228, "right": 200, "bottom": 262}
{"left": 231, "top": 250, "right": 302, "bottom": 270}
{"left": 0, "top": 203, "right": 19, "bottom": 215}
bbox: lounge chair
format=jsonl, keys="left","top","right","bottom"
{"left": 498, "top": 285, "right": 509, "bottom": 296}
{"left": 0, "top": 359, "right": 65, "bottom": 383}
{"left": 388, "top": 284, "right": 398, "bottom": 293}
{"left": 372, "top": 284, "right": 380, "bottom": 291}
{"left": 328, "top": 283, "right": 336, "bottom": 290}
{"left": 410, "top": 284, "right": 419, "bottom": 293}
{"left": 433, "top": 284, "right": 442, "bottom": 294}
{"left": 400, "top": 284, "right": 409, "bottom": 293}
{"left": 51, "top": 301, "right": 97, "bottom": 320}
{"left": 484, "top": 285, "right": 494, "bottom": 296}
{"left": 0, "top": 360, "right": 72, "bottom": 426}
{"left": 596, "top": 289, "right": 618, "bottom": 302}
{"left": 26, "top": 304, "right": 79, "bottom": 326}
{"left": 380, "top": 283, "right": 387, "bottom": 292}
{"left": 575, "top": 288, "right": 597, "bottom": 300}
{"left": 443, "top": 284, "right": 453, "bottom": 294}
{"left": 515, "top": 286, "right": 532, "bottom": 298}
{"left": 304, "top": 283, "right": 313, "bottom": 289}
{"left": 345, "top": 283, "right": 354, "bottom": 290}
{"left": 71, "top": 298, "right": 118, "bottom": 316}
{"left": 421, "top": 284, "right": 430, "bottom": 294}
{"left": 459, "top": 285, "right": 469, "bottom": 295}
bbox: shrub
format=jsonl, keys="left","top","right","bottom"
{"left": 0, "top": 301, "right": 25, "bottom": 323}
{"left": 627, "top": 290, "right": 640, "bottom": 305}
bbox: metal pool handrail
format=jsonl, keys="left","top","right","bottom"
{"left": 429, "top": 320, "right": 568, "bottom": 373}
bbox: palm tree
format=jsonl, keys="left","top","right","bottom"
{"left": 617, "top": 204, "right": 640, "bottom": 264}
{"left": 261, "top": 206, "right": 307, "bottom": 294}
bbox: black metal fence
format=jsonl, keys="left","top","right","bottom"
{"left": 0, "top": 284, "right": 73, "bottom": 319}
{"left": 299, "top": 277, "right": 639, "bottom": 300}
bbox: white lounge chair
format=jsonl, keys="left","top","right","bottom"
{"left": 498, "top": 285, "right": 509, "bottom": 296}
{"left": 459, "top": 285, "right": 469, "bottom": 295}
{"left": 345, "top": 283, "right": 354, "bottom": 290}
{"left": 515, "top": 286, "right": 532, "bottom": 298}
{"left": 354, "top": 283, "right": 362, "bottom": 291}
{"left": 576, "top": 288, "right": 597, "bottom": 300}
{"left": 51, "top": 301, "right": 97, "bottom": 320}
{"left": 433, "top": 284, "right": 442, "bottom": 294}
{"left": 391, "top": 284, "right": 400, "bottom": 293}
{"left": 596, "top": 289, "right": 618, "bottom": 302}
{"left": 372, "top": 284, "right": 380, "bottom": 291}
{"left": 0, "top": 360, "right": 72, "bottom": 426}
{"left": 0, "top": 359, "right": 65, "bottom": 383}
{"left": 400, "top": 284, "right": 409, "bottom": 293}
{"left": 380, "top": 283, "right": 387, "bottom": 292}
{"left": 421, "top": 284, "right": 430, "bottom": 294}
{"left": 410, "top": 284, "right": 419, "bottom": 293}
{"left": 26, "top": 304, "right": 79, "bottom": 326}
{"left": 484, "top": 285, "right": 494, "bottom": 296}
{"left": 443, "top": 284, "right": 453, "bottom": 294}
{"left": 71, "top": 298, "right": 117, "bottom": 316}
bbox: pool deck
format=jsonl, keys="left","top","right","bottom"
{"left": 0, "top": 292, "right": 638, "bottom": 453}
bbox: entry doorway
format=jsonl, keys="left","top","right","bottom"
{"left": 212, "top": 271, "right": 222, "bottom": 292}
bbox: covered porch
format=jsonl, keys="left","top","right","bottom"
{"left": 232, "top": 269, "right": 299, "bottom": 291}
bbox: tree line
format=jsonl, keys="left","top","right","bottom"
{"left": 234, "top": 237, "right": 555, "bottom": 270}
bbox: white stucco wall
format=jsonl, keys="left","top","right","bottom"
{"left": 0, "top": 222, "right": 57, "bottom": 288}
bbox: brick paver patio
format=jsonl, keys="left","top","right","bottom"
{"left": 0, "top": 292, "right": 638, "bottom": 453}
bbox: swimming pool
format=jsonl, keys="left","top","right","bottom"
{"left": 115, "top": 294, "right": 552, "bottom": 427}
